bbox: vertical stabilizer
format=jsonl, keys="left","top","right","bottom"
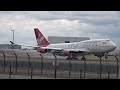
{"left": 34, "top": 28, "right": 50, "bottom": 47}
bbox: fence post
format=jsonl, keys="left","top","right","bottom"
{"left": 108, "top": 71, "right": 110, "bottom": 79}
{"left": 27, "top": 53, "right": 30, "bottom": 74}
{"left": 69, "top": 55, "right": 72, "bottom": 78}
{"left": 2, "top": 53, "right": 6, "bottom": 72}
{"left": 99, "top": 57, "right": 102, "bottom": 79}
{"left": 14, "top": 53, "right": 17, "bottom": 74}
{"left": 69, "top": 58, "right": 72, "bottom": 78}
{"left": 115, "top": 55, "right": 119, "bottom": 79}
{"left": 80, "top": 70, "right": 82, "bottom": 79}
{"left": 53, "top": 54, "right": 57, "bottom": 79}
{"left": 31, "top": 67, "right": 33, "bottom": 79}
{"left": 83, "top": 57, "right": 86, "bottom": 78}
{"left": 9, "top": 66, "right": 12, "bottom": 79}
{"left": 40, "top": 54, "right": 43, "bottom": 75}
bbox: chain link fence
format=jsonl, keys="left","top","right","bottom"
{"left": 0, "top": 52, "right": 119, "bottom": 79}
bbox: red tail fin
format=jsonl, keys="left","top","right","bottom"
{"left": 34, "top": 28, "right": 50, "bottom": 47}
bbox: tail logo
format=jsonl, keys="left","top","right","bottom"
{"left": 37, "top": 34, "right": 45, "bottom": 45}
{"left": 34, "top": 28, "right": 50, "bottom": 47}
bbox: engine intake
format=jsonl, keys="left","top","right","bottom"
{"left": 39, "top": 48, "right": 46, "bottom": 53}
{"left": 63, "top": 50, "right": 70, "bottom": 56}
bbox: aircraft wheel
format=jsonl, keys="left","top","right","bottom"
{"left": 66, "top": 57, "right": 71, "bottom": 60}
{"left": 81, "top": 57, "right": 86, "bottom": 60}
{"left": 105, "top": 56, "right": 108, "bottom": 59}
{"left": 74, "top": 57, "right": 78, "bottom": 60}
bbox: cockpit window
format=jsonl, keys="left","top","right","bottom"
{"left": 103, "top": 42, "right": 106, "bottom": 44}
{"left": 103, "top": 40, "right": 110, "bottom": 44}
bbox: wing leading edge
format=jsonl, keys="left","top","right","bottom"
{"left": 41, "top": 47, "right": 90, "bottom": 53}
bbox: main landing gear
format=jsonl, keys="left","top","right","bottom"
{"left": 66, "top": 52, "right": 79, "bottom": 60}
{"left": 81, "top": 55, "right": 86, "bottom": 60}
{"left": 67, "top": 54, "right": 86, "bottom": 60}
{"left": 66, "top": 56, "right": 78, "bottom": 60}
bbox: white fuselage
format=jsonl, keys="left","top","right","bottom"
{"left": 46, "top": 39, "right": 117, "bottom": 54}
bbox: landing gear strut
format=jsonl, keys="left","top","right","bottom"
{"left": 105, "top": 55, "right": 108, "bottom": 59}
{"left": 105, "top": 53, "right": 109, "bottom": 59}
{"left": 67, "top": 52, "right": 78, "bottom": 60}
{"left": 95, "top": 53, "right": 109, "bottom": 59}
{"left": 81, "top": 55, "right": 86, "bottom": 60}
{"left": 67, "top": 56, "right": 71, "bottom": 60}
{"left": 67, "top": 56, "right": 78, "bottom": 60}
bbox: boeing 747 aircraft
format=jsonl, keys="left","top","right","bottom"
{"left": 34, "top": 28, "right": 117, "bottom": 60}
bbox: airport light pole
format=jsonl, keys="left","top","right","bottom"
{"left": 11, "top": 30, "right": 15, "bottom": 69}
{"left": 11, "top": 30, "right": 14, "bottom": 43}
{"left": 11, "top": 30, "right": 15, "bottom": 53}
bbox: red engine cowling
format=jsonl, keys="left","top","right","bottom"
{"left": 63, "top": 50, "right": 70, "bottom": 56}
{"left": 39, "top": 48, "right": 46, "bottom": 53}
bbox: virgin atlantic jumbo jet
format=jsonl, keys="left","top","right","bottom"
{"left": 34, "top": 28, "right": 117, "bottom": 60}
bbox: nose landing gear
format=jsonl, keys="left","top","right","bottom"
{"left": 105, "top": 53, "right": 109, "bottom": 59}
{"left": 95, "top": 53, "right": 109, "bottom": 59}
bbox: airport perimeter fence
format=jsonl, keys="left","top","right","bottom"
{"left": 0, "top": 52, "right": 119, "bottom": 79}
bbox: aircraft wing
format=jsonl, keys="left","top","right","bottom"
{"left": 41, "top": 47, "right": 90, "bottom": 53}
{"left": 11, "top": 44, "right": 40, "bottom": 48}
{"left": 64, "top": 48, "right": 90, "bottom": 52}
{"left": 41, "top": 47, "right": 63, "bottom": 50}
{"left": 17, "top": 44, "right": 40, "bottom": 48}
{"left": 10, "top": 41, "right": 40, "bottom": 48}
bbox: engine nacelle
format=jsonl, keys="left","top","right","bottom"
{"left": 39, "top": 48, "right": 46, "bottom": 53}
{"left": 63, "top": 50, "right": 70, "bottom": 56}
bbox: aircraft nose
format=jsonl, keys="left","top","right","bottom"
{"left": 111, "top": 42, "right": 117, "bottom": 50}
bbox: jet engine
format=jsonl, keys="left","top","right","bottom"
{"left": 39, "top": 48, "right": 46, "bottom": 53}
{"left": 63, "top": 50, "right": 70, "bottom": 56}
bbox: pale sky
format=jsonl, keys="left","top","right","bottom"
{"left": 0, "top": 11, "right": 120, "bottom": 48}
